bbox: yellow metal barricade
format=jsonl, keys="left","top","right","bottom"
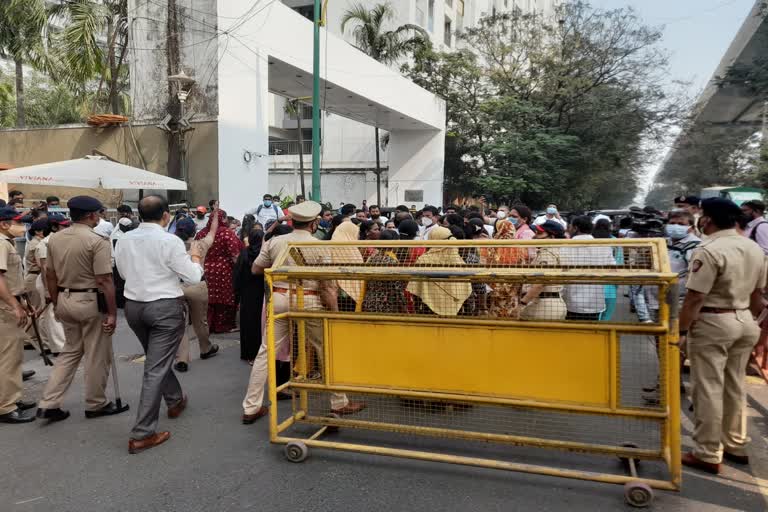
{"left": 265, "top": 239, "right": 681, "bottom": 508}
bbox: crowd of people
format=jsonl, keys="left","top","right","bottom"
{"left": 0, "top": 188, "right": 765, "bottom": 477}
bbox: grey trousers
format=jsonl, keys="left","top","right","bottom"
{"left": 125, "top": 297, "right": 186, "bottom": 440}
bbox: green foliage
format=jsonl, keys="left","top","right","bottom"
{"left": 403, "top": 2, "right": 688, "bottom": 210}
{"left": 341, "top": 2, "right": 429, "bottom": 65}
{"left": 0, "top": 73, "right": 83, "bottom": 128}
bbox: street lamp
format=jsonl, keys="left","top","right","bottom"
{"left": 167, "top": 70, "right": 196, "bottom": 195}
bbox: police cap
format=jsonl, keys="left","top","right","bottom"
{"left": 0, "top": 207, "right": 19, "bottom": 222}
{"left": 288, "top": 201, "right": 321, "bottom": 223}
{"left": 674, "top": 195, "right": 699, "bottom": 206}
{"left": 67, "top": 195, "right": 103, "bottom": 212}
{"left": 30, "top": 218, "right": 49, "bottom": 233}
{"left": 47, "top": 213, "right": 71, "bottom": 226}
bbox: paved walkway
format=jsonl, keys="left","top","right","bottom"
{"left": 2, "top": 314, "right": 767, "bottom": 511}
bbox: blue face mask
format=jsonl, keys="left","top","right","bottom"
{"left": 509, "top": 217, "right": 520, "bottom": 226}
{"left": 546, "top": 207, "right": 557, "bottom": 215}
{"left": 665, "top": 224, "right": 689, "bottom": 240}
{"left": 319, "top": 220, "right": 330, "bottom": 229}
{"left": 263, "top": 200, "right": 272, "bottom": 207}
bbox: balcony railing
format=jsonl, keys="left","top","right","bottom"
{"left": 285, "top": 104, "right": 314, "bottom": 121}
{"left": 269, "top": 140, "right": 313, "bottom": 155}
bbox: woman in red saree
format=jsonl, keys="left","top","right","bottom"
{"left": 196, "top": 210, "right": 244, "bottom": 333}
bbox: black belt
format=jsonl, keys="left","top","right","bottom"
{"left": 538, "top": 292, "right": 562, "bottom": 299}
{"left": 27, "top": 271, "right": 40, "bottom": 275}
{"left": 58, "top": 287, "right": 98, "bottom": 293}
{"left": 700, "top": 307, "right": 742, "bottom": 314}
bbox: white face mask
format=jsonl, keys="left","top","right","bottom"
{"left": 497, "top": 211, "right": 508, "bottom": 219}
{"left": 421, "top": 217, "right": 433, "bottom": 228}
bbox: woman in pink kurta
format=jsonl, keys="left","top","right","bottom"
{"left": 196, "top": 210, "right": 244, "bottom": 333}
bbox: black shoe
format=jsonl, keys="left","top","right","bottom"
{"left": 200, "top": 344, "right": 220, "bottom": 360}
{"left": 16, "top": 400, "right": 36, "bottom": 411}
{"left": 44, "top": 349, "right": 52, "bottom": 355}
{"left": 0, "top": 408, "right": 35, "bottom": 424}
{"left": 23, "top": 344, "right": 35, "bottom": 351}
{"left": 85, "top": 401, "right": 130, "bottom": 419}
{"left": 36, "top": 407, "right": 70, "bottom": 422}
{"left": 22, "top": 370, "right": 35, "bottom": 381}
{"left": 174, "top": 362, "right": 189, "bottom": 373}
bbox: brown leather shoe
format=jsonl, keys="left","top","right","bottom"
{"left": 242, "top": 406, "right": 268, "bottom": 424}
{"left": 331, "top": 401, "right": 366, "bottom": 416}
{"left": 168, "top": 396, "right": 187, "bottom": 419}
{"left": 128, "top": 431, "right": 171, "bottom": 454}
{"left": 723, "top": 451, "right": 749, "bottom": 465}
{"left": 682, "top": 452, "right": 720, "bottom": 474}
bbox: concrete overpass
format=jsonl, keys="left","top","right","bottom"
{"left": 654, "top": 1, "right": 766, "bottom": 192}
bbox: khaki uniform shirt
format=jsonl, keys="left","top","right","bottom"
{"left": 0, "top": 233, "right": 24, "bottom": 298}
{"left": 47, "top": 223, "right": 112, "bottom": 289}
{"left": 686, "top": 229, "right": 767, "bottom": 310}
{"left": 255, "top": 230, "right": 324, "bottom": 291}
{"left": 24, "top": 237, "right": 42, "bottom": 274}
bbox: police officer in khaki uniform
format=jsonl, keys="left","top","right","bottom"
{"left": 679, "top": 198, "right": 766, "bottom": 474}
{"left": 36, "top": 196, "right": 129, "bottom": 422}
{"left": 241, "top": 201, "right": 365, "bottom": 423}
{"left": 0, "top": 207, "right": 38, "bottom": 423}
{"left": 172, "top": 214, "right": 219, "bottom": 372}
{"left": 23, "top": 218, "right": 52, "bottom": 351}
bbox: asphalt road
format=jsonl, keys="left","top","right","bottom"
{"left": 2, "top": 314, "right": 767, "bottom": 512}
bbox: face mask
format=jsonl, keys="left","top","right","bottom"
{"left": 421, "top": 217, "right": 433, "bottom": 228}
{"left": 509, "top": 217, "right": 520, "bottom": 226}
{"left": 546, "top": 208, "right": 557, "bottom": 215}
{"left": 8, "top": 224, "right": 25, "bottom": 238}
{"left": 263, "top": 200, "right": 272, "bottom": 207}
{"left": 618, "top": 228, "right": 630, "bottom": 237}
{"left": 319, "top": 220, "right": 331, "bottom": 229}
{"left": 665, "top": 224, "right": 689, "bottom": 240}
{"left": 497, "top": 211, "right": 507, "bottom": 219}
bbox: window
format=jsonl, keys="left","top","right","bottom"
{"left": 428, "top": 0, "right": 435, "bottom": 32}
{"left": 416, "top": 5, "right": 425, "bottom": 27}
{"left": 457, "top": 0, "right": 464, "bottom": 16}
{"left": 444, "top": 17, "right": 452, "bottom": 47}
{"left": 404, "top": 190, "right": 424, "bottom": 202}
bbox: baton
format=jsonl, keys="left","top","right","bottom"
{"left": 20, "top": 294, "right": 53, "bottom": 366}
{"left": 108, "top": 330, "right": 129, "bottom": 414}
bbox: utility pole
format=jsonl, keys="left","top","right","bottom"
{"left": 311, "top": 0, "right": 322, "bottom": 202}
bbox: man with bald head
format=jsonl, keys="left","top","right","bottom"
{"left": 115, "top": 195, "right": 204, "bottom": 454}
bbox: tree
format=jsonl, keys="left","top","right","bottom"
{"left": 341, "top": 2, "right": 429, "bottom": 206}
{"left": 0, "top": 0, "right": 48, "bottom": 127}
{"left": 0, "top": 72, "right": 82, "bottom": 128}
{"left": 49, "top": 0, "right": 129, "bottom": 115}
{"left": 285, "top": 98, "right": 308, "bottom": 197}
{"left": 403, "top": 3, "right": 688, "bottom": 209}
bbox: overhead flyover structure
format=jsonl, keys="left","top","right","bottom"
{"left": 654, "top": 1, "right": 767, "bottom": 195}
{"left": 216, "top": 1, "right": 446, "bottom": 214}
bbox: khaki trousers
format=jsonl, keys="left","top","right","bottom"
{"left": 38, "top": 292, "right": 112, "bottom": 411}
{"left": 24, "top": 272, "right": 52, "bottom": 350}
{"left": 689, "top": 310, "right": 759, "bottom": 463}
{"left": 242, "top": 292, "right": 348, "bottom": 414}
{"left": 0, "top": 309, "right": 26, "bottom": 415}
{"left": 175, "top": 282, "right": 212, "bottom": 363}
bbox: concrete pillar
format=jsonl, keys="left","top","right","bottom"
{"left": 216, "top": 7, "right": 270, "bottom": 219}
{"left": 387, "top": 128, "right": 445, "bottom": 208}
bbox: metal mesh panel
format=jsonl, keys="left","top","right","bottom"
{"left": 619, "top": 334, "right": 665, "bottom": 410}
{"left": 280, "top": 390, "right": 663, "bottom": 453}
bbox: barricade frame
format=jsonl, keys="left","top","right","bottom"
{"left": 264, "top": 238, "right": 682, "bottom": 505}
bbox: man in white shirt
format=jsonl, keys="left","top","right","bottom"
{"left": 419, "top": 205, "right": 439, "bottom": 240}
{"left": 534, "top": 204, "right": 568, "bottom": 228}
{"left": 115, "top": 195, "right": 204, "bottom": 454}
{"left": 742, "top": 200, "right": 768, "bottom": 255}
{"left": 561, "top": 216, "right": 617, "bottom": 320}
{"left": 247, "top": 193, "right": 285, "bottom": 227}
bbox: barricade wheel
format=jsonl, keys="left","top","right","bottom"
{"left": 284, "top": 441, "right": 309, "bottom": 463}
{"left": 624, "top": 482, "right": 653, "bottom": 508}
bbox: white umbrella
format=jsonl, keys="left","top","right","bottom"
{"left": 0, "top": 156, "right": 187, "bottom": 190}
